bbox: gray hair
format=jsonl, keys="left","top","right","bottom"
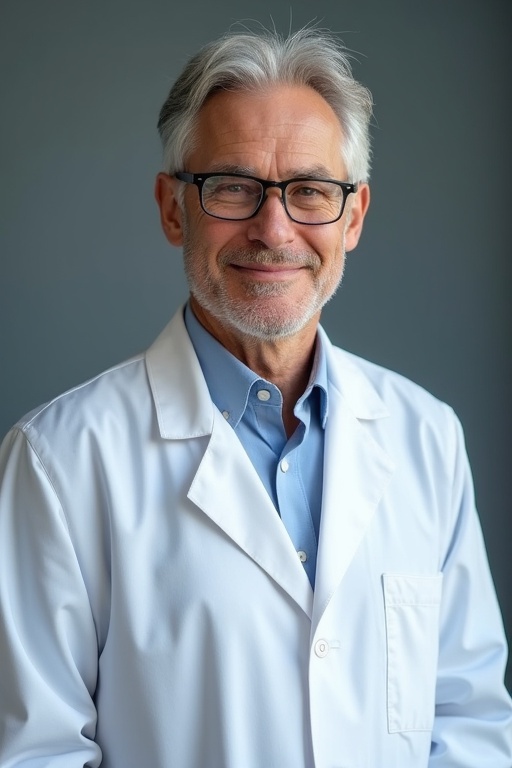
{"left": 157, "top": 28, "right": 373, "bottom": 182}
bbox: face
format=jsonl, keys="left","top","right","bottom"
{"left": 156, "top": 85, "right": 369, "bottom": 344}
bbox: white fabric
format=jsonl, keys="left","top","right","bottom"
{"left": 0, "top": 308, "right": 511, "bottom": 767}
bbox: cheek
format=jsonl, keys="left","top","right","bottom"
{"left": 312, "top": 220, "right": 345, "bottom": 249}
{"left": 309, "top": 230, "right": 345, "bottom": 268}
{"left": 195, "top": 220, "right": 248, "bottom": 261}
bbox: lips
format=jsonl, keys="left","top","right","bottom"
{"left": 231, "top": 262, "right": 305, "bottom": 272}
{"left": 223, "top": 248, "right": 319, "bottom": 271}
{"left": 229, "top": 262, "right": 308, "bottom": 283}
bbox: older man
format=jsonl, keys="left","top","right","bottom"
{"left": 0, "top": 28, "right": 511, "bottom": 768}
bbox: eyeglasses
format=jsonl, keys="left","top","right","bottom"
{"left": 174, "top": 172, "right": 357, "bottom": 225}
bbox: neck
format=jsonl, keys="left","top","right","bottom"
{"left": 190, "top": 297, "right": 319, "bottom": 437}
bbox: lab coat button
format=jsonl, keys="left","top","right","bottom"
{"left": 257, "top": 389, "right": 271, "bottom": 401}
{"left": 314, "top": 639, "right": 329, "bottom": 658}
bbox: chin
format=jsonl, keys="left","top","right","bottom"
{"left": 210, "top": 296, "right": 323, "bottom": 342}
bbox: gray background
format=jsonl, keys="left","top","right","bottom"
{"left": 1, "top": 1, "right": 511, "bottom": 691}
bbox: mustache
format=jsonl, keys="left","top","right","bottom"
{"left": 218, "top": 247, "right": 320, "bottom": 270}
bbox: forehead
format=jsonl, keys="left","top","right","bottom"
{"left": 187, "top": 84, "right": 346, "bottom": 178}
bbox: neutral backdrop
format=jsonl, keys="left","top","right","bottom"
{"left": 1, "top": 0, "right": 511, "bottom": 691}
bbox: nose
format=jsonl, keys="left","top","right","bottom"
{"left": 245, "top": 190, "right": 296, "bottom": 249}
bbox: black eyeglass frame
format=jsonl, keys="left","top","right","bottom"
{"left": 174, "top": 171, "right": 358, "bottom": 225}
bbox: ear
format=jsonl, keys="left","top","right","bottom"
{"left": 344, "top": 183, "right": 370, "bottom": 252}
{"left": 154, "top": 172, "right": 184, "bottom": 246}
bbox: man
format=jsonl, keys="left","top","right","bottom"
{"left": 0, "top": 27, "right": 511, "bottom": 768}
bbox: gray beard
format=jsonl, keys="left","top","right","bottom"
{"left": 183, "top": 241, "right": 346, "bottom": 342}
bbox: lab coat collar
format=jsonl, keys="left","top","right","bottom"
{"left": 146, "top": 308, "right": 215, "bottom": 439}
{"left": 146, "top": 309, "right": 390, "bottom": 439}
{"left": 317, "top": 324, "right": 390, "bottom": 421}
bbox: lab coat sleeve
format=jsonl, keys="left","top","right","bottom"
{"left": 430, "top": 411, "right": 512, "bottom": 766}
{"left": 0, "top": 427, "right": 101, "bottom": 767}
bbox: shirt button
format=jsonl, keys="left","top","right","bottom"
{"left": 297, "top": 550, "right": 307, "bottom": 563}
{"left": 314, "top": 639, "right": 329, "bottom": 658}
{"left": 256, "top": 389, "right": 271, "bottom": 401}
{"left": 222, "top": 410, "right": 230, "bottom": 420}
{"left": 280, "top": 459, "right": 289, "bottom": 473}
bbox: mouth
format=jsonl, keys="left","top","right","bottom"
{"left": 230, "top": 262, "right": 307, "bottom": 281}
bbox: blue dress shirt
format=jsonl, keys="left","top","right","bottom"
{"left": 184, "top": 304, "right": 328, "bottom": 587}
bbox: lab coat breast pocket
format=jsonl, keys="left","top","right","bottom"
{"left": 382, "top": 572, "right": 443, "bottom": 733}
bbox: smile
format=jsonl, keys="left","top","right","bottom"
{"left": 230, "top": 263, "right": 307, "bottom": 280}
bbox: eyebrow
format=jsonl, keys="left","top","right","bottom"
{"left": 205, "top": 163, "right": 340, "bottom": 180}
{"left": 207, "top": 163, "right": 256, "bottom": 175}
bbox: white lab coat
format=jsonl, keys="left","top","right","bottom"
{"left": 0, "top": 308, "right": 510, "bottom": 767}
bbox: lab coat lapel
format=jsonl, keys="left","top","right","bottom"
{"left": 188, "top": 410, "right": 314, "bottom": 619}
{"left": 312, "top": 352, "right": 395, "bottom": 628}
{"left": 147, "top": 310, "right": 313, "bottom": 617}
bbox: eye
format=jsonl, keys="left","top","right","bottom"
{"left": 295, "top": 186, "right": 321, "bottom": 197}
{"left": 220, "top": 184, "right": 244, "bottom": 193}
{"left": 288, "top": 182, "right": 331, "bottom": 200}
{"left": 210, "top": 181, "right": 260, "bottom": 199}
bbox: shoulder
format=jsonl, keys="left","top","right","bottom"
{"left": 325, "top": 340, "right": 463, "bottom": 460}
{"left": 328, "top": 338, "right": 452, "bottom": 414}
{"left": 8, "top": 353, "right": 150, "bottom": 468}
{"left": 337, "top": 346, "right": 447, "bottom": 408}
{"left": 12, "top": 309, "right": 192, "bottom": 446}
{"left": 20, "top": 353, "right": 146, "bottom": 427}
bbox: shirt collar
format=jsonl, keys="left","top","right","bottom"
{"left": 184, "top": 303, "right": 329, "bottom": 429}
